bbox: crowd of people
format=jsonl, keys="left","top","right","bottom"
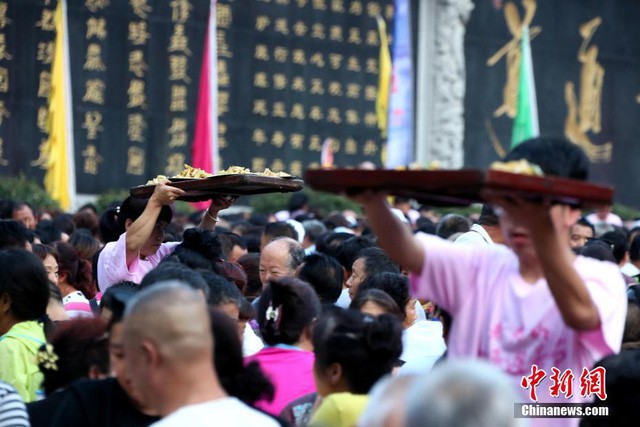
{"left": 0, "top": 137, "right": 639, "bottom": 426}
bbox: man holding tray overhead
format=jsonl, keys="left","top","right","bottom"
{"left": 97, "top": 179, "right": 234, "bottom": 291}
{"left": 352, "top": 137, "right": 625, "bottom": 426}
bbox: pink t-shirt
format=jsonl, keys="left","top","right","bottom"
{"left": 63, "top": 291, "right": 93, "bottom": 318}
{"left": 245, "top": 346, "right": 316, "bottom": 416}
{"left": 97, "top": 232, "right": 180, "bottom": 291}
{"left": 410, "top": 234, "right": 626, "bottom": 426}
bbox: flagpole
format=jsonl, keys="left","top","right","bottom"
{"left": 61, "top": 0, "right": 76, "bottom": 211}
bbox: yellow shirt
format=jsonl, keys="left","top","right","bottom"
{"left": 0, "top": 321, "right": 46, "bottom": 402}
{"left": 309, "top": 393, "right": 369, "bottom": 427}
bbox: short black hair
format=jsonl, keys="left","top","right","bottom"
{"left": 578, "top": 239, "right": 616, "bottom": 263}
{"left": 356, "top": 247, "right": 401, "bottom": 278}
{"left": 263, "top": 222, "right": 297, "bottom": 243}
{"left": 630, "top": 235, "right": 640, "bottom": 262}
{"left": 350, "top": 288, "right": 403, "bottom": 320}
{"left": 140, "top": 263, "right": 209, "bottom": 299}
{"left": 478, "top": 204, "right": 499, "bottom": 227}
{"left": 503, "top": 137, "right": 589, "bottom": 180}
{"left": 0, "top": 220, "right": 30, "bottom": 250}
{"left": 336, "top": 236, "right": 377, "bottom": 273}
{"left": 36, "top": 219, "right": 62, "bottom": 244}
{"left": 574, "top": 217, "right": 595, "bottom": 235}
{"left": 298, "top": 253, "right": 343, "bottom": 303}
{"left": 0, "top": 249, "right": 49, "bottom": 321}
{"left": 436, "top": 214, "right": 472, "bottom": 240}
{"left": 316, "top": 232, "right": 356, "bottom": 259}
{"left": 356, "top": 272, "right": 410, "bottom": 320}
{"left": 171, "top": 228, "right": 222, "bottom": 270}
{"left": 600, "top": 231, "right": 629, "bottom": 264}
{"left": 200, "top": 270, "right": 244, "bottom": 308}
{"left": 312, "top": 308, "right": 403, "bottom": 394}
{"left": 217, "top": 231, "right": 247, "bottom": 261}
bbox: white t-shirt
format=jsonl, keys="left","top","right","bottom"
{"left": 400, "top": 320, "right": 447, "bottom": 374}
{"left": 151, "top": 398, "right": 278, "bottom": 427}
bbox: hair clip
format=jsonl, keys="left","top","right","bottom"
{"left": 116, "top": 206, "right": 121, "bottom": 214}
{"left": 266, "top": 304, "right": 279, "bottom": 323}
{"left": 37, "top": 344, "right": 59, "bottom": 371}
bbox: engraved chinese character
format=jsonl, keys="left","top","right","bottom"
{"left": 37, "top": 106, "right": 48, "bottom": 132}
{"left": 349, "top": 1, "right": 363, "bottom": 15}
{"left": 345, "top": 109, "right": 359, "bottom": 125}
{"left": 292, "top": 49, "right": 306, "bottom": 65}
{"left": 331, "top": 0, "right": 345, "bottom": 12}
{"left": 84, "top": 44, "right": 106, "bottom": 71}
{"left": 82, "top": 144, "right": 102, "bottom": 174}
{"left": 310, "top": 78, "right": 324, "bottom": 95}
{"left": 327, "top": 108, "right": 341, "bottom": 124}
{"left": 252, "top": 129, "right": 267, "bottom": 145}
{"left": 128, "top": 79, "right": 147, "bottom": 109}
{"left": 273, "top": 74, "right": 287, "bottom": 90}
{"left": 37, "top": 71, "right": 51, "bottom": 98}
{"left": 165, "top": 153, "right": 186, "bottom": 176}
{"left": 521, "top": 365, "right": 547, "bottom": 402}
{"left": 309, "top": 106, "right": 323, "bottom": 121}
{"left": 85, "top": 0, "right": 109, "bottom": 13}
{"left": 37, "top": 41, "right": 54, "bottom": 64}
{"left": 252, "top": 157, "right": 266, "bottom": 171}
{"left": 217, "top": 30, "right": 232, "bottom": 58}
{"left": 128, "top": 113, "right": 147, "bottom": 142}
{"left": 0, "top": 67, "right": 7, "bottom": 93}
{"left": 271, "top": 131, "right": 286, "bottom": 147}
{"left": 290, "top": 103, "right": 305, "bottom": 120}
{"left": 169, "top": 55, "right": 191, "bottom": 83}
{"left": 128, "top": 21, "right": 150, "bottom": 45}
{"left": 0, "top": 101, "right": 9, "bottom": 126}
{"left": 289, "top": 160, "right": 302, "bottom": 176}
{"left": 254, "top": 44, "right": 269, "bottom": 61}
{"left": 82, "top": 111, "right": 104, "bottom": 140}
{"left": 364, "top": 85, "right": 376, "bottom": 101}
{"left": 312, "top": 0, "right": 326, "bottom": 10}
{"left": 329, "top": 25, "right": 343, "bottom": 42}
{"left": 252, "top": 99, "right": 268, "bottom": 116}
{"left": 30, "top": 139, "right": 48, "bottom": 168}
{"left": 293, "top": 21, "right": 308, "bottom": 37}
{"left": 254, "top": 72, "right": 269, "bottom": 88}
{"left": 275, "top": 0, "right": 290, "bottom": 4}
{"left": 274, "top": 18, "right": 289, "bottom": 35}
{"left": 272, "top": 102, "right": 287, "bottom": 118}
{"left": 348, "top": 28, "right": 362, "bottom": 44}
{"left": 363, "top": 140, "right": 377, "bottom": 155}
{"left": 129, "top": 50, "right": 148, "bottom": 78}
{"left": 36, "top": 8, "right": 55, "bottom": 31}
{"left": 83, "top": 79, "right": 105, "bottom": 104}
{"left": 274, "top": 46, "right": 288, "bottom": 63}
{"left": 385, "top": 4, "right": 394, "bottom": 19}
{"left": 170, "top": 0, "right": 193, "bottom": 24}
{"left": 364, "top": 112, "right": 377, "bottom": 127}
{"left": 345, "top": 138, "right": 357, "bottom": 154}
{"left": 366, "top": 30, "right": 379, "bottom": 46}
{"left": 366, "top": 58, "right": 378, "bottom": 74}
{"left": 328, "top": 81, "right": 342, "bottom": 96}
{"left": 0, "top": 34, "right": 11, "bottom": 60}
{"left": 291, "top": 76, "right": 305, "bottom": 92}
{"left": 218, "top": 60, "right": 230, "bottom": 87}
{"left": 170, "top": 85, "right": 187, "bottom": 112}
{"left": 295, "top": 0, "right": 307, "bottom": 7}
{"left": 290, "top": 133, "right": 304, "bottom": 149}
{"left": 218, "top": 91, "right": 229, "bottom": 116}
{"left": 311, "top": 23, "right": 325, "bottom": 39}
{"left": 310, "top": 53, "right": 325, "bottom": 67}
{"left": 327, "top": 53, "right": 343, "bottom": 70}
{"left": 347, "top": 56, "right": 361, "bottom": 72}
{"left": 169, "top": 24, "right": 192, "bottom": 55}
{"left": 308, "top": 135, "right": 322, "bottom": 151}
{"left": 86, "top": 17, "right": 107, "bottom": 40}
{"left": 255, "top": 15, "right": 270, "bottom": 31}
{"left": 346, "top": 83, "right": 361, "bottom": 98}
{"left": 168, "top": 117, "right": 187, "bottom": 147}
{"left": 217, "top": 4, "right": 232, "bottom": 28}
{"left": 218, "top": 134, "right": 227, "bottom": 149}
{"left": 127, "top": 146, "right": 145, "bottom": 175}
{"left": 270, "top": 159, "right": 285, "bottom": 172}
{"left": 367, "top": 2, "right": 381, "bottom": 17}
{"left": 130, "top": 0, "right": 152, "bottom": 19}
{"left": 0, "top": 3, "right": 11, "bottom": 29}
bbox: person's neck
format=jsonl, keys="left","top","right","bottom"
{"left": 58, "top": 282, "right": 78, "bottom": 298}
{"left": 158, "top": 367, "right": 227, "bottom": 418}
{"left": 294, "top": 337, "right": 313, "bottom": 352}
{"left": 0, "top": 315, "right": 18, "bottom": 336}
{"left": 518, "top": 255, "right": 545, "bottom": 284}
{"left": 483, "top": 225, "right": 504, "bottom": 245}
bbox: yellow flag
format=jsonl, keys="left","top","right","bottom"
{"left": 376, "top": 15, "right": 392, "bottom": 139}
{"left": 44, "top": 0, "right": 70, "bottom": 211}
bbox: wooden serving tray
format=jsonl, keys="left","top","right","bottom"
{"left": 130, "top": 174, "right": 304, "bottom": 202}
{"left": 304, "top": 168, "right": 614, "bottom": 208}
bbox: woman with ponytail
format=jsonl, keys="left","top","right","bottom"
{"left": 52, "top": 242, "right": 97, "bottom": 318}
{"left": 245, "top": 277, "right": 321, "bottom": 416}
{"left": 309, "top": 308, "right": 403, "bottom": 427}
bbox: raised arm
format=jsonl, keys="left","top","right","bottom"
{"left": 125, "top": 182, "right": 185, "bottom": 266}
{"left": 499, "top": 198, "right": 600, "bottom": 331}
{"left": 355, "top": 191, "right": 425, "bottom": 274}
{"left": 198, "top": 195, "right": 237, "bottom": 230}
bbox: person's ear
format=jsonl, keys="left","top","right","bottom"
{"left": 141, "top": 339, "right": 160, "bottom": 367}
{"left": 327, "top": 362, "right": 343, "bottom": 385}
{"left": 0, "top": 293, "right": 10, "bottom": 314}
{"left": 125, "top": 218, "right": 134, "bottom": 231}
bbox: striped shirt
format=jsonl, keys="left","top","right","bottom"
{"left": 0, "top": 382, "right": 29, "bottom": 427}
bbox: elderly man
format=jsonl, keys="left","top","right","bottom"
{"left": 259, "top": 237, "right": 305, "bottom": 287}
{"left": 122, "top": 282, "right": 277, "bottom": 426}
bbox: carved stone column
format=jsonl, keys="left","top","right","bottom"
{"left": 416, "top": 0, "right": 474, "bottom": 168}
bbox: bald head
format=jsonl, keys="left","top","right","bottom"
{"left": 259, "top": 237, "right": 304, "bottom": 286}
{"left": 123, "top": 281, "right": 212, "bottom": 363}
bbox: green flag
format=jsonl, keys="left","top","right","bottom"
{"left": 511, "top": 25, "right": 540, "bottom": 148}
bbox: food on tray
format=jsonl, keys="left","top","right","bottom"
{"left": 260, "top": 168, "right": 291, "bottom": 178}
{"left": 173, "top": 164, "right": 214, "bottom": 179}
{"left": 146, "top": 175, "right": 169, "bottom": 185}
{"left": 145, "top": 165, "right": 291, "bottom": 185}
{"left": 217, "top": 166, "right": 252, "bottom": 175}
{"left": 489, "top": 159, "right": 544, "bottom": 176}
